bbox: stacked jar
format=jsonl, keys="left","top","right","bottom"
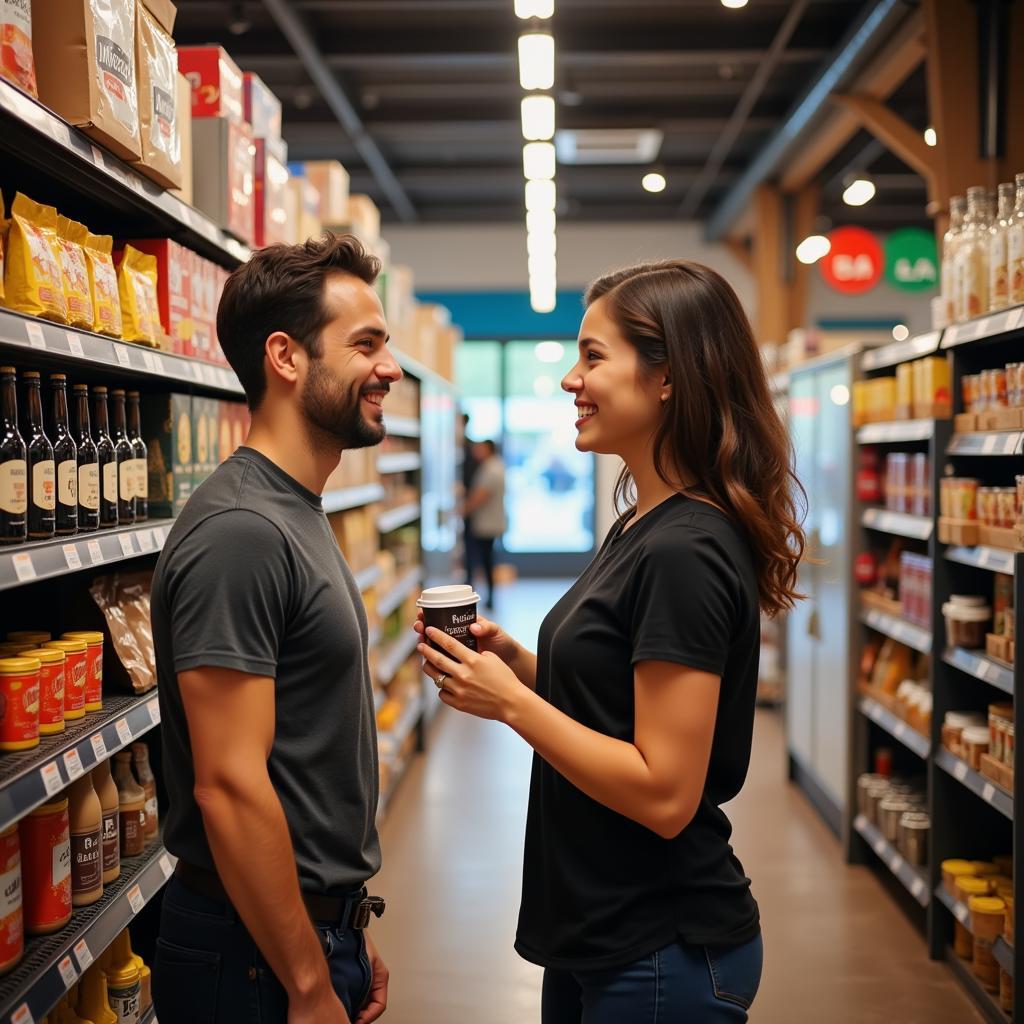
{"left": 855, "top": 773, "right": 929, "bottom": 866}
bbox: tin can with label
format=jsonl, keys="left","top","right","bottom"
{"left": 0, "top": 656, "right": 40, "bottom": 751}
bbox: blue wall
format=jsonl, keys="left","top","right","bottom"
{"left": 417, "top": 290, "right": 584, "bottom": 339}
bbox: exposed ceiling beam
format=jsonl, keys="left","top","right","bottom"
{"left": 260, "top": 0, "right": 417, "bottom": 221}
{"left": 340, "top": 80, "right": 755, "bottom": 103}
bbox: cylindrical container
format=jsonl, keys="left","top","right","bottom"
{"left": 956, "top": 478, "right": 979, "bottom": 520}
{"left": 92, "top": 760, "right": 120, "bottom": 884}
{"left": 18, "top": 798, "right": 71, "bottom": 935}
{"left": 131, "top": 743, "right": 158, "bottom": 845}
{"left": 942, "top": 597, "right": 991, "bottom": 649}
{"left": 44, "top": 639, "right": 87, "bottom": 721}
{"left": 865, "top": 780, "right": 890, "bottom": 825}
{"left": 898, "top": 812, "right": 929, "bottom": 867}
{"left": 106, "top": 929, "right": 142, "bottom": 1023}
{"left": 856, "top": 773, "right": 885, "bottom": 817}
{"left": 999, "top": 969, "right": 1013, "bottom": 1014}
{"left": 969, "top": 895, "right": 1006, "bottom": 992}
{"left": 112, "top": 753, "right": 146, "bottom": 858}
{"left": 1005, "top": 895, "right": 1014, "bottom": 945}
{"left": 68, "top": 775, "right": 103, "bottom": 907}
{"left": 416, "top": 585, "right": 480, "bottom": 655}
{"left": 24, "top": 647, "right": 65, "bottom": 736}
{"left": 878, "top": 797, "right": 911, "bottom": 844}
{"left": 997, "top": 488, "right": 1016, "bottom": 529}
{"left": 60, "top": 632, "right": 103, "bottom": 712}
{"left": 0, "top": 656, "right": 40, "bottom": 751}
{"left": 942, "top": 858, "right": 977, "bottom": 896}
{"left": 6, "top": 631, "right": 49, "bottom": 646}
{"left": 961, "top": 726, "right": 991, "bottom": 771}
{"left": 0, "top": 825, "right": 22, "bottom": 975}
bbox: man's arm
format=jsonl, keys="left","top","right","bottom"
{"left": 180, "top": 666, "right": 350, "bottom": 1023}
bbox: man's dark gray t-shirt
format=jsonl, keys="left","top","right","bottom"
{"left": 151, "top": 446, "right": 381, "bottom": 893}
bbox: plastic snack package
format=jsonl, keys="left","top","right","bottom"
{"left": 89, "top": 570, "right": 156, "bottom": 695}
{"left": 83, "top": 231, "right": 122, "bottom": 337}
{"left": 54, "top": 216, "right": 95, "bottom": 330}
{"left": 117, "top": 245, "right": 160, "bottom": 345}
{"left": 6, "top": 192, "right": 68, "bottom": 323}
{"left": 0, "top": 0, "right": 38, "bottom": 97}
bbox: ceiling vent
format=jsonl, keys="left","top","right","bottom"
{"left": 554, "top": 128, "right": 663, "bottom": 165}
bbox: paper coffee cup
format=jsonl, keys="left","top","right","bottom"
{"left": 417, "top": 585, "right": 479, "bottom": 654}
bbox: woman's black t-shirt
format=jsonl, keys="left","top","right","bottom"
{"left": 514, "top": 493, "right": 761, "bottom": 971}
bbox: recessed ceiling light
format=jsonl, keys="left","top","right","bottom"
{"left": 721, "top": 0, "right": 748, "bottom": 8}
{"left": 795, "top": 234, "right": 831, "bottom": 265}
{"left": 525, "top": 179, "right": 557, "bottom": 212}
{"left": 642, "top": 172, "right": 667, "bottom": 193}
{"left": 521, "top": 95, "right": 556, "bottom": 141}
{"left": 842, "top": 175, "right": 876, "bottom": 207}
{"left": 523, "top": 141, "right": 556, "bottom": 180}
{"left": 515, "top": 0, "right": 554, "bottom": 18}
{"left": 518, "top": 33, "right": 555, "bottom": 91}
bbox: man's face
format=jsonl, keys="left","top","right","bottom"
{"left": 299, "top": 274, "right": 402, "bottom": 449}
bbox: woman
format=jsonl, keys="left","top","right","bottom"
{"left": 416, "top": 260, "right": 805, "bottom": 1022}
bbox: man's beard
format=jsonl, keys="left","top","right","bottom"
{"left": 300, "top": 358, "right": 387, "bottom": 450}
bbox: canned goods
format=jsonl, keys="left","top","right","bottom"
{"left": 43, "top": 639, "right": 86, "bottom": 721}
{"left": 61, "top": 632, "right": 103, "bottom": 712}
{"left": 0, "top": 825, "right": 22, "bottom": 975}
{"left": 22, "top": 648, "right": 64, "bottom": 736}
{"left": 0, "top": 657, "right": 40, "bottom": 752}
{"left": 997, "top": 488, "right": 1016, "bottom": 529}
{"left": 978, "top": 487, "right": 997, "bottom": 526}
{"left": 5, "top": 631, "right": 49, "bottom": 646}
{"left": 19, "top": 798, "right": 71, "bottom": 935}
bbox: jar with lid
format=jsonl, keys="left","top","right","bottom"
{"left": 91, "top": 760, "right": 120, "bottom": 884}
{"left": 961, "top": 726, "right": 991, "bottom": 771}
{"left": 969, "top": 895, "right": 1006, "bottom": 992}
{"left": 898, "top": 812, "right": 929, "bottom": 866}
{"left": 24, "top": 647, "right": 65, "bottom": 736}
{"left": 61, "top": 631, "right": 103, "bottom": 712}
{"left": 44, "top": 639, "right": 87, "bottom": 720}
{"left": 0, "top": 656, "right": 40, "bottom": 752}
{"left": 957, "top": 186, "right": 993, "bottom": 320}
{"left": 19, "top": 798, "right": 71, "bottom": 934}
{"left": 942, "top": 596, "right": 991, "bottom": 649}
{"left": 856, "top": 773, "right": 886, "bottom": 817}
{"left": 878, "top": 796, "right": 912, "bottom": 844}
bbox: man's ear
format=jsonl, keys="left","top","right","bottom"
{"left": 265, "top": 331, "right": 302, "bottom": 388}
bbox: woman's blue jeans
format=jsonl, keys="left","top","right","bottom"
{"left": 541, "top": 931, "right": 763, "bottom": 1023}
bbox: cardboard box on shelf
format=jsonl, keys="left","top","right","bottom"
{"left": 436, "top": 324, "right": 461, "bottom": 382}
{"left": 172, "top": 72, "right": 193, "bottom": 205}
{"left": 254, "top": 140, "right": 290, "bottom": 248}
{"left": 124, "top": 238, "right": 192, "bottom": 354}
{"left": 301, "top": 161, "right": 350, "bottom": 226}
{"left": 191, "top": 117, "right": 255, "bottom": 245}
{"left": 191, "top": 395, "right": 218, "bottom": 487}
{"left": 177, "top": 44, "right": 243, "bottom": 123}
{"left": 346, "top": 194, "right": 380, "bottom": 244}
{"left": 412, "top": 303, "right": 450, "bottom": 371}
{"left": 385, "top": 265, "right": 416, "bottom": 330}
{"left": 133, "top": 0, "right": 181, "bottom": 190}
{"left": 143, "top": 393, "right": 193, "bottom": 516}
{"left": 288, "top": 175, "right": 322, "bottom": 244}
{"left": 243, "top": 72, "right": 283, "bottom": 149}
{"left": 189, "top": 249, "right": 210, "bottom": 361}
{"left": 33, "top": 0, "right": 143, "bottom": 162}
{"left": 1, "top": 0, "right": 38, "bottom": 97}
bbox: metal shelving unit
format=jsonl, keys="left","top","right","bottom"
{"left": 858, "top": 695, "right": 930, "bottom": 759}
{"left": 853, "top": 814, "right": 930, "bottom": 906}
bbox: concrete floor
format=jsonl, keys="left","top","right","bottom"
{"left": 372, "top": 581, "right": 981, "bottom": 1023}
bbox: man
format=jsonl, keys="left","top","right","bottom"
{"left": 460, "top": 412, "right": 479, "bottom": 592}
{"left": 464, "top": 439, "right": 506, "bottom": 609}
{"left": 150, "top": 233, "right": 400, "bottom": 1024}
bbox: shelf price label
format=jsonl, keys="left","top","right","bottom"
{"left": 87, "top": 540, "right": 104, "bottom": 564}
{"left": 119, "top": 533, "right": 136, "bottom": 557}
{"left": 65, "top": 332, "right": 84, "bottom": 357}
{"left": 148, "top": 700, "right": 160, "bottom": 726}
{"left": 39, "top": 761, "right": 62, "bottom": 797}
{"left": 10, "top": 1002, "right": 33, "bottom": 1024}
{"left": 63, "top": 544, "right": 82, "bottom": 570}
{"left": 160, "top": 853, "right": 174, "bottom": 879}
{"left": 890, "top": 853, "right": 904, "bottom": 874}
{"left": 115, "top": 718, "right": 132, "bottom": 745}
{"left": 127, "top": 883, "right": 145, "bottom": 914}
{"left": 953, "top": 759, "right": 969, "bottom": 782}
{"left": 12, "top": 553, "right": 35, "bottom": 582}
{"left": 91, "top": 733, "right": 107, "bottom": 761}
{"left": 137, "top": 530, "right": 154, "bottom": 552}
{"left": 73, "top": 937, "right": 93, "bottom": 971}
{"left": 63, "top": 748, "right": 84, "bottom": 780}
{"left": 910, "top": 877, "right": 924, "bottom": 899}
{"left": 25, "top": 321, "right": 46, "bottom": 350}
{"left": 57, "top": 954, "right": 78, "bottom": 989}
{"left": 873, "top": 836, "right": 887, "bottom": 855}
{"left": 982, "top": 783, "right": 996, "bottom": 804}
{"left": 115, "top": 346, "right": 132, "bottom": 368}
{"left": 955, "top": 902, "right": 969, "bottom": 924}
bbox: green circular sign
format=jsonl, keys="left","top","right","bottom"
{"left": 884, "top": 227, "right": 938, "bottom": 292}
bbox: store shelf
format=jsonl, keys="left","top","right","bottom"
{"left": 994, "top": 937, "right": 1015, "bottom": 978}
{"left": 947, "top": 431, "right": 1023, "bottom": 457}
{"left": 0, "top": 78, "right": 249, "bottom": 269}
{"left": 378, "top": 566, "right": 424, "bottom": 619}
{"left": 941, "top": 305, "right": 1024, "bottom": 349}
{"left": 141, "top": 1009, "right": 157, "bottom": 1024}
{"left": 861, "top": 330, "right": 942, "bottom": 371}
{"left": 392, "top": 347, "right": 456, "bottom": 394}
{"left": 860, "top": 606, "right": 932, "bottom": 654}
{"left": 0, "top": 840, "right": 175, "bottom": 1023}
{"left": 378, "top": 503, "right": 421, "bottom": 533}
{"left": 323, "top": 483, "right": 386, "bottom": 515}
{"left": 935, "top": 748, "right": 1013, "bottom": 820}
{"left": 377, "top": 691, "right": 424, "bottom": 820}
{"left": 936, "top": 882, "right": 971, "bottom": 926}
{"left": 945, "top": 546, "right": 1017, "bottom": 576}
{"left": 377, "top": 452, "right": 422, "bottom": 475}
{"left": 354, "top": 564, "right": 383, "bottom": 593}
{"left": 945, "top": 947, "right": 1010, "bottom": 1024}
{"left": 943, "top": 648, "right": 1014, "bottom": 696}
{"left": 861, "top": 507, "right": 933, "bottom": 540}
{"left": 856, "top": 419, "right": 935, "bottom": 444}
{"left": 858, "top": 696, "right": 931, "bottom": 758}
{"left": 0, "top": 692, "right": 159, "bottom": 834}
{"left": 0, "top": 309, "right": 243, "bottom": 396}
{"left": 384, "top": 416, "right": 421, "bottom": 439}
{"left": 853, "top": 814, "right": 930, "bottom": 906}
{"left": 0, "top": 520, "right": 172, "bottom": 592}
{"left": 376, "top": 629, "right": 420, "bottom": 687}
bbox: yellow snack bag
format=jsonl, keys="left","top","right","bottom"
{"left": 117, "top": 245, "right": 160, "bottom": 345}
{"left": 0, "top": 193, "right": 6, "bottom": 305}
{"left": 83, "top": 232, "right": 122, "bottom": 338}
{"left": 54, "top": 215, "right": 95, "bottom": 331}
{"left": 6, "top": 193, "right": 67, "bottom": 323}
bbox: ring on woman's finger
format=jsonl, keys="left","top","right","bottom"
{"left": 435, "top": 672, "right": 448, "bottom": 690}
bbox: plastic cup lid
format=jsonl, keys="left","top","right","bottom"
{"left": 942, "top": 601, "right": 991, "bottom": 622}
{"left": 949, "top": 594, "right": 987, "bottom": 607}
{"left": 417, "top": 585, "right": 480, "bottom": 609}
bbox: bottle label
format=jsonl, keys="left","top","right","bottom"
{"left": 0, "top": 859, "right": 21, "bottom": 920}
{"left": 32, "top": 459, "right": 55, "bottom": 511}
{"left": 109, "top": 983, "right": 141, "bottom": 1024}
{"left": 53, "top": 832, "right": 71, "bottom": 886}
{"left": 119, "top": 459, "right": 134, "bottom": 501}
{"left": 102, "top": 810, "right": 120, "bottom": 872}
{"left": 121, "top": 809, "right": 144, "bottom": 855}
{"left": 103, "top": 461, "right": 118, "bottom": 504}
{"left": 135, "top": 458, "right": 148, "bottom": 501}
{"left": 145, "top": 795, "right": 158, "bottom": 823}
{"left": 0, "top": 460, "right": 27, "bottom": 515}
{"left": 79, "top": 463, "right": 100, "bottom": 510}
{"left": 71, "top": 827, "right": 102, "bottom": 894}
{"left": 1010, "top": 226, "right": 1024, "bottom": 303}
{"left": 57, "top": 459, "right": 77, "bottom": 506}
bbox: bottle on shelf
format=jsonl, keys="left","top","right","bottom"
{"left": 21, "top": 372, "right": 55, "bottom": 541}
{"left": 49, "top": 374, "right": 79, "bottom": 537}
{"left": 68, "top": 773, "right": 103, "bottom": 907}
{"left": 124, "top": 928, "right": 152, "bottom": 1014}
{"left": 92, "top": 759, "right": 121, "bottom": 884}
{"left": 131, "top": 742, "right": 158, "bottom": 845}
{"left": 93, "top": 387, "right": 118, "bottom": 529}
{"left": 956, "top": 185, "right": 992, "bottom": 321}
{"left": 941, "top": 195, "right": 965, "bottom": 326}
{"left": 105, "top": 928, "right": 142, "bottom": 1023}
{"left": 77, "top": 963, "right": 118, "bottom": 1024}
{"left": 109, "top": 390, "right": 135, "bottom": 527}
{"left": 112, "top": 751, "right": 147, "bottom": 858}
{"left": 989, "top": 182, "right": 1015, "bottom": 311}
{"left": 0, "top": 368, "right": 27, "bottom": 545}
{"left": 1010, "top": 172, "right": 1024, "bottom": 306}
{"left": 72, "top": 384, "right": 100, "bottom": 532}
{"left": 126, "top": 391, "right": 148, "bottom": 523}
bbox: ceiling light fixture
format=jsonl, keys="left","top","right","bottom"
{"left": 515, "top": 0, "right": 555, "bottom": 17}
{"left": 924, "top": 126, "right": 937, "bottom": 147}
{"left": 892, "top": 324, "right": 910, "bottom": 341}
{"left": 535, "top": 341, "right": 565, "bottom": 363}
{"left": 721, "top": 0, "right": 749, "bottom": 7}
{"left": 521, "top": 95, "right": 556, "bottom": 141}
{"left": 518, "top": 32, "right": 555, "bottom": 90}
{"left": 842, "top": 174, "right": 876, "bottom": 207}
{"left": 525, "top": 179, "right": 556, "bottom": 212}
{"left": 527, "top": 230, "right": 557, "bottom": 258}
{"left": 642, "top": 171, "right": 666, "bottom": 193}
{"left": 528, "top": 253, "right": 557, "bottom": 278}
{"left": 523, "top": 141, "right": 556, "bottom": 180}
{"left": 795, "top": 234, "right": 831, "bottom": 265}
{"left": 526, "top": 209, "right": 556, "bottom": 234}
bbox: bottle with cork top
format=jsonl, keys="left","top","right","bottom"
{"left": 112, "top": 752, "right": 146, "bottom": 858}
{"left": 131, "top": 742, "right": 158, "bottom": 845}
{"left": 72, "top": 384, "right": 99, "bottom": 532}
{"left": 22, "top": 371, "right": 55, "bottom": 540}
{"left": 93, "top": 387, "right": 118, "bottom": 528}
{"left": 68, "top": 774, "right": 103, "bottom": 907}
{"left": 109, "top": 390, "right": 134, "bottom": 526}
{"left": 48, "top": 374, "right": 78, "bottom": 536}
{"left": 126, "top": 392, "right": 147, "bottom": 522}
{"left": 0, "top": 367, "right": 28, "bottom": 544}
{"left": 91, "top": 759, "right": 120, "bottom": 884}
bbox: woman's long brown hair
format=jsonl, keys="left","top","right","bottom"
{"left": 586, "top": 259, "right": 805, "bottom": 617}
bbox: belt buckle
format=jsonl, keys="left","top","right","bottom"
{"left": 352, "top": 895, "right": 386, "bottom": 929}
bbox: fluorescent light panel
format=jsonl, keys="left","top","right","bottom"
{"left": 515, "top": 0, "right": 555, "bottom": 19}
{"left": 519, "top": 33, "right": 555, "bottom": 90}
{"left": 521, "top": 95, "right": 556, "bottom": 141}
{"left": 523, "top": 141, "right": 556, "bottom": 180}
{"left": 525, "top": 179, "right": 556, "bottom": 211}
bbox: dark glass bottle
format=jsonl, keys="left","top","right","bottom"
{"left": 49, "top": 374, "right": 78, "bottom": 536}
{"left": 93, "top": 387, "right": 118, "bottom": 529}
{"left": 22, "top": 372, "right": 55, "bottom": 540}
{"left": 109, "top": 389, "right": 135, "bottom": 526}
{"left": 126, "top": 391, "right": 148, "bottom": 522}
{"left": 72, "top": 385, "right": 99, "bottom": 532}
{"left": 0, "top": 367, "right": 27, "bottom": 544}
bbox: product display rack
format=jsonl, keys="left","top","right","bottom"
{"left": 836, "top": 315, "right": 1024, "bottom": 1024}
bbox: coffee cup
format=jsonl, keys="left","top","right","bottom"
{"left": 416, "top": 585, "right": 480, "bottom": 655}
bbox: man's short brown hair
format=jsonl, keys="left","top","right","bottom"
{"left": 217, "top": 233, "right": 381, "bottom": 409}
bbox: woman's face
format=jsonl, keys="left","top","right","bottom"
{"left": 561, "top": 296, "right": 667, "bottom": 457}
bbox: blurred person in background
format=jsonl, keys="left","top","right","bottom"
{"left": 464, "top": 439, "right": 506, "bottom": 609}
{"left": 417, "top": 260, "right": 805, "bottom": 1023}
{"left": 461, "top": 411, "right": 479, "bottom": 591}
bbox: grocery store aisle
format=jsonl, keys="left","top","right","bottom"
{"left": 373, "top": 581, "right": 981, "bottom": 1024}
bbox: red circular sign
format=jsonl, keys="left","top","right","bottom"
{"left": 820, "top": 226, "right": 883, "bottom": 295}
